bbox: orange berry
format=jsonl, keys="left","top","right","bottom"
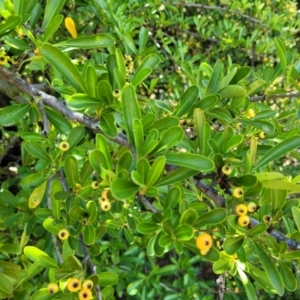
{"left": 235, "top": 204, "right": 248, "bottom": 216}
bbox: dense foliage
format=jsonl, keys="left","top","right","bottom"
{"left": 1, "top": 0, "right": 300, "bottom": 299}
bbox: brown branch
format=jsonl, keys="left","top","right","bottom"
{"left": 0, "top": 66, "right": 131, "bottom": 149}
{"left": 216, "top": 273, "right": 226, "bottom": 300}
{"left": 37, "top": 100, "right": 50, "bottom": 134}
{"left": 196, "top": 180, "right": 226, "bottom": 207}
{"left": 168, "top": 2, "right": 268, "bottom": 27}
{"left": 250, "top": 218, "right": 300, "bottom": 250}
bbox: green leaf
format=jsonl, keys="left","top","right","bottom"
{"left": 96, "top": 134, "right": 113, "bottom": 171}
{"left": 223, "top": 236, "right": 244, "bottom": 255}
{"left": 146, "top": 156, "right": 166, "bottom": 187}
{"left": 175, "top": 86, "right": 199, "bottom": 117}
{"left": 135, "top": 54, "right": 160, "bottom": 74}
{"left": 256, "top": 172, "right": 284, "bottom": 181}
{"left": 121, "top": 84, "right": 141, "bottom": 145}
{"left": 174, "top": 224, "right": 194, "bottom": 241}
{"left": 0, "top": 104, "right": 30, "bottom": 126}
{"left": 100, "top": 113, "right": 118, "bottom": 138}
{"left": 213, "top": 258, "right": 231, "bottom": 274}
{"left": 205, "top": 59, "right": 223, "bottom": 95}
{"left": 83, "top": 224, "right": 96, "bottom": 245}
{"left": 111, "top": 178, "right": 139, "bottom": 200}
{"left": 67, "top": 126, "right": 85, "bottom": 151}
{"left": 180, "top": 209, "right": 198, "bottom": 225}
{"left": 0, "top": 16, "right": 22, "bottom": 36}
{"left": 65, "top": 156, "right": 78, "bottom": 188}
{"left": 55, "top": 33, "right": 114, "bottom": 49}
{"left": 253, "top": 242, "right": 284, "bottom": 296}
{"left": 86, "top": 201, "right": 98, "bottom": 224}
{"left": 219, "top": 85, "right": 246, "bottom": 99}
{"left": 131, "top": 67, "right": 152, "bottom": 87}
{"left": 21, "top": 173, "right": 48, "bottom": 190}
{"left": 67, "top": 94, "right": 101, "bottom": 110}
{"left": 0, "top": 273, "right": 13, "bottom": 295}
{"left": 98, "top": 272, "right": 118, "bottom": 286}
{"left": 239, "top": 119, "right": 274, "bottom": 133}
{"left": 25, "top": 142, "right": 51, "bottom": 162}
{"left": 274, "top": 38, "right": 286, "bottom": 74}
{"left": 246, "top": 79, "right": 266, "bottom": 95}
{"left": 138, "top": 26, "right": 148, "bottom": 53}
{"left": 254, "top": 136, "right": 300, "bottom": 170}
{"left": 248, "top": 223, "right": 267, "bottom": 236}
{"left": 291, "top": 207, "right": 300, "bottom": 233}
{"left": 24, "top": 246, "right": 58, "bottom": 268}
{"left": 281, "top": 250, "right": 300, "bottom": 259}
{"left": 156, "top": 167, "right": 199, "bottom": 186}
{"left": 42, "top": 14, "right": 63, "bottom": 42}
{"left": 137, "top": 222, "right": 159, "bottom": 234}
{"left": 237, "top": 267, "right": 258, "bottom": 300}
{"left": 195, "top": 208, "right": 227, "bottom": 228}
{"left": 279, "top": 260, "right": 297, "bottom": 291}
{"left": 261, "top": 180, "right": 300, "bottom": 192}
{"left": 165, "top": 153, "right": 214, "bottom": 172}
{"left": 127, "top": 279, "right": 144, "bottom": 296}
{"left": 41, "top": 44, "right": 87, "bottom": 93}
{"left": 42, "top": 0, "right": 65, "bottom": 30}
{"left": 44, "top": 107, "right": 73, "bottom": 134}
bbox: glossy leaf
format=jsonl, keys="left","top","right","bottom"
{"left": 28, "top": 180, "right": 47, "bottom": 209}
{"left": 83, "top": 224, "right": 96, "bottom": 245}
{"left": 195, "top": 208, "right": 227, "bottom": 228}
{"left": 253, "top": 242, "right": 284, "bottom": 296}
{"left": 98, "top": 272, "right": 118, "bottom": 286}
{"left": 237, "top": 267, "right": 258, "bottom": 300}
{"left": 24, "top": 246, "right": 58, "bottom": 268}
{"left": 100, "top": 113, "right": 118, "bottom": 138}
{"left": 0, "top": 104, "right": 30, "bottom": 126}
{"left": 279, "top": 260, "right": 297, "bottom": 291}
{"left": 111, "top": 178, "right": 139, "bottom": 200}
{"left": 175, "top": 86, "right": 199, "bottom": 117}
{"left": 156, "top": 167, "right": 199, "bottom": 186}
{"left": 55, "top": 33, "right": 114, "bottom": 49}
{"left": 223, "top": 236, "right": 244, "bottom": 255}
{"left": 0, "top": 16, "right": 22, "bottom": 36}
{"left": 254, "top": 136, "right": 300, "bottom": 170}
{"left": 45, "top": 107, "right": 73, "bottom": 134}
{"left": 131, "top": 67, "right": 152, "bottom": 87}
{"left": 121, "top": 84, "right": 141, "bottom": 144}
{"left": 174, "top": 224, "right": 194, "bottom": 241}
{"left": 146, "top": 156, "right": 166, "bottom": 187}
{"left": 42, "top": 0, "right": 65, "bottom": 29}
{"left": 180, "top": 209, "right": 198, "bottom": 225}
{"left": 65, "top": 156, "right": 78, "bottom": 188}
{"left": 41, "top": 44, "right": 87, "bottom": 93}
{"left": 291, "top": 207, "right": 300, "bottom": 233}
{"left": 219, "top": 85, "right": 246, "bottom": 99}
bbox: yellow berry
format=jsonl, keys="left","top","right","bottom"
{"left": 91, "top": 181, "right": 99, "bottom": 189}
{"left": 247, "top": 202, "right": 257, "bottom": 213}
{"left": 236, "top": 123, "right": 243, "bottom": 131}
{"left": 79, "top": 289, "right": 92, "bottom": 300}
{"left": 235, "top": 204, "right": 248, "bottom": 216}
{"left": 247, "top": 108, "right": 255, "bottom": 118}
{"left": 232, "top": 187, "right": 244, "bottom": 198}
{"left": 237, "top": 215, "right": 250, "bottom": 227}
{"left": 67, "top": 278, "right": 81, "bottom": 292}
{"left": 47, "top": 283, "right": 59, "bottom": 294}
{"left": 58, "top": 229, "right": 70, "bottom": 241}
{"left": 82, "top": 279, "right": 94, "bottom": 290}
{"left": 59, "top": 141, "right": 70, "bottom": 151}
{"left": 222, "top": 165, "right": 232, "bottom": 175}
{"left": 101, "top": 201, "right": 111, "bottom": 211}
{"left": 200, "top": 249, "right": 210, "bottom": 256}
{"left": 263, "top": 215, "right": 272, "bottom": 224}
{"left": 258, "top": 131, "right": 265, "bottom": 139}
{"left": 196, "top": 233, "right": 213, "bottom": 251}
{"left": 112, "top": 89, "right": 120, "bottom": 98}
{"left": 65, "top": 17, "right": 77, "bottom": 38}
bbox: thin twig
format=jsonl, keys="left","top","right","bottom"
{"left": 80, "top": 234, "right": 102, "bottom": 300}
{"left": 37, "top": 101, "right": 50, "bottom": 134}
{"left": 168, "top": 2, "right": 268, "bottom": 27}
{"left": 46, "top": 177, "right": 64, "bottom": 264}
{"left": 139, "top": 195, "right": 161, "bottom": 213}
{"left": 250, "top": 91, "right": 300, "bottom": 102}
